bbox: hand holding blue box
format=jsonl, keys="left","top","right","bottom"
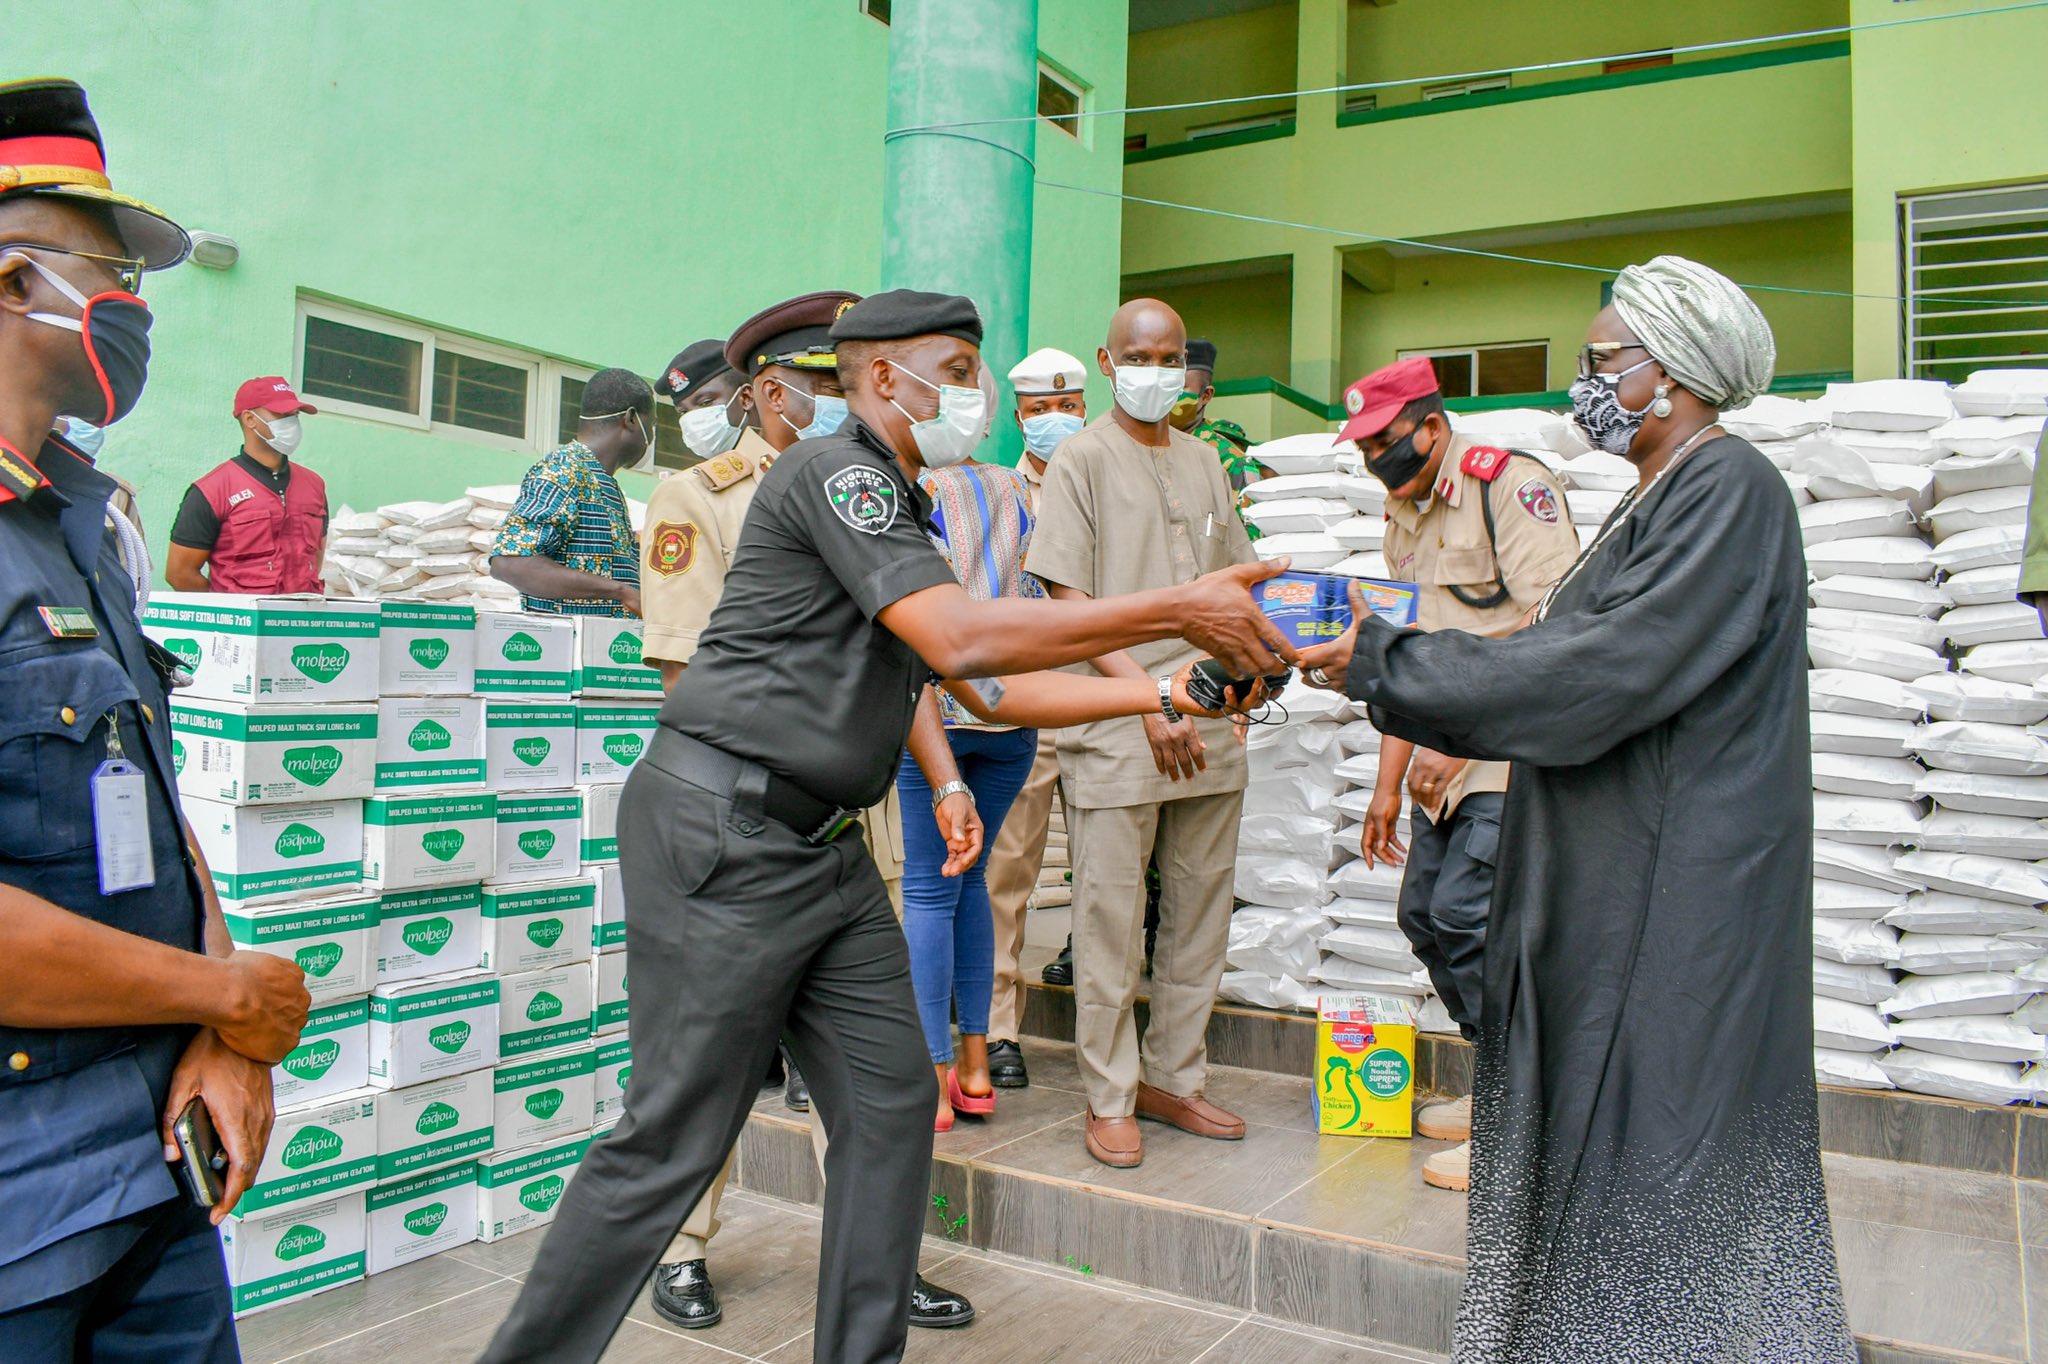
{"left": 1255, "top": 571, "right": 1417, "bottom": 651}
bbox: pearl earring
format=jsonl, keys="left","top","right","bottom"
{"left": 1650, "top": 384, "right": 1673, "bottom": 420}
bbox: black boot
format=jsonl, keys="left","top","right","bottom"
{"left": 782, "top": 1043, "right": 810, "bottom": 1112}
{"left": 1041, "top": 935, "right": 1073, "bottom": 987}
{"left": 987, "top": 1039, "right": 1029, "bottom": 1089}
{"left": 649, "top": 1258, "right": 722, "bottom": 1330}
{"left": 909, "top": 1273, "right": 975, "bottom": 1329}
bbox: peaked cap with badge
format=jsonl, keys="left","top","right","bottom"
{"left": 0, "top": 78, "right": 189, "bottom": 269}
{"left": 1008, "top": 347, "right": 1086, "bottom": 397}
{"left": 828, "top": 289, "right": 983, "bottom": 347}
{"left": 725, "top": 290, "right": 862, "bottom": 377}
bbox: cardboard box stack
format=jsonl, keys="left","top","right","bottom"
{"left": 145, "top": 592, "right": 654, "bottom": 1314}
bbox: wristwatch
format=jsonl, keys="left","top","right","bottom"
{"left": 1158, "top": 674, "right": 1182, "bottom": 723}
{"left": 930, "top": 780, "right": 974, "bottom": 811}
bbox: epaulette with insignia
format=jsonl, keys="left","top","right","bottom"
{"left": 693, "top": 452, "right": 752, "bottom": 492}
{"left": 1460, "top": 445, "right": 1515, "bottom": 482}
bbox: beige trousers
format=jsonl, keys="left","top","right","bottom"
{"left": 1067, "top": 790, "right": 1243, "bottom": 1118}
{"left": 665, "top": 791, "right": 900, "bottom": 1262}
{"left": 983, "top": 731, "right": 1061, "bottom": 1045}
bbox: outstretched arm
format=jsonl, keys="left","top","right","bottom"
{"left": 939, "top": 663, "right": 1259, "bottom": 731}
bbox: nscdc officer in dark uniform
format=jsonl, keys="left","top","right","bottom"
{"left": 480, "top": 289, "right": 1294, "bottom": 1364}
{"left": 0, "top": 80, "right": 312, "bottom": 1361}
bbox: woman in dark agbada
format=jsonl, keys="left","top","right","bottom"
{"left": 1300, "top": 256, "right": 1856, "bottom": 1362}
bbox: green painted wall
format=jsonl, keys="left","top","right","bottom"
{"left": 1121, "top": 265, "right": 1292, "bottom": 384}
{"left": 11, "top": 1, "right": 1127, "bottom": 576}
{"left": 1340, "top": 214, "right": 1854, "bottom": 394}
{"left": 1848, "top": 0, "right": 2048, "bottom": 378}
{"left": 1345, "top": 0, "right": 1845, "bottom": 111}
{"left": 1126, "top": 3, "right": 1298, "bottom": 151}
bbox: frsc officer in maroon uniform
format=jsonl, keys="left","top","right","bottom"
{"left": 166, "top": 376, "right": 328, "bottom": 593}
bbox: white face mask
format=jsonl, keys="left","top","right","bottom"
{"left": 1020, "top": 410, "right": 1084, "bottom": 461}
{"left": 1112, "top": 364, "right": 1186, "bottom": 423}
{"left": 678, "top": 397, "right": 743, "bottom": 460}
{"left": 256, "top": 411, "right": 304, "bottom": 456}
{"left": 888, "top": 361, "right": 986, "bottom": 469}
{"left": 629, "top": 410, "right": 658, "bottom": 472}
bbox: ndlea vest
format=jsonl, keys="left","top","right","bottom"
{"left": 195, "top": 457, "right": 327, "bottom": 593}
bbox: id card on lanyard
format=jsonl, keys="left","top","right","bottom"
{"left": 92, "top": 710, "right": 155, "bottom": 894}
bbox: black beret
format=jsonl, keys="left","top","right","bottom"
{"left": 829, "top": 289, "right": 983, "bottom": 348}
{"left": 1185, "top": 338, "right": 1218, "bottom": 372}
{"left": 655, "top": 340, "right": 733, "bottom": 402}
{"left": 724, "top": 290, "right": 862, "bottom": 376}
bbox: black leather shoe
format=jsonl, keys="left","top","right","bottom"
{"left": 987, "top": 1040, "right": 1028, "bottom": 1088}
{"left": 1041, "top": 937, "right": 1074, "bottom": 987}
{"left": 650, "top": 1258, "right": 722, "bottom": 1330}
{"left": 908, "top": 1273, "right": 975, "bottom": 1329}
{"left": 782, "top": 1045, "right": 811, "bottom": 1112}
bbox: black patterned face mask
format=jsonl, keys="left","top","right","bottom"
{"left": 1569, "top": 356, "right": 1658, "bottom": 456}
{"left": 1365, "top": 420, "right": 1434, "bottom": 490}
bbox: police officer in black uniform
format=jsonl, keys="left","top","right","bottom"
{"left": 480, "top": 289, "right": 1294, "bottom": 1364}
{"left": 0, "top": 79, "right": 311, "bottom": 1361}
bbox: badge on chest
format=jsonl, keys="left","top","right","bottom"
{"left": 38, "top": 605, "right": 99, "bottom": 639}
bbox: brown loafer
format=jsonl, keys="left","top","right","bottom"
{"left": 1084, "top": 1110, "right": 1143, "bottom": 1168}
{"left": 1135, "top": 1083, "right": 1246, "bottom": 1140}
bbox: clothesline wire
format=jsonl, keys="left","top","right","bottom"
{"left": 889, "top": 0, "right": 2048, "bottom": 134}
{"left": 1037, "top": 179, "right": 2048, "bottom": 313}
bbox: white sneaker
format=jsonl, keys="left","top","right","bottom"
{"left": 1416, "top": 1093, "right": 1471, "bottom": 1141}
{"left": 1422, "top": 1140, "right": 1470, "bottom": 1193}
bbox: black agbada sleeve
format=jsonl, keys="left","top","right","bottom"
{"left": 1346, "top": 444, "right": 1788, "bottom": 769}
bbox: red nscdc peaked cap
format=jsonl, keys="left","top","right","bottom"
{"left": 234, "top": 376, "right": 318, "bottom": 417}
{"left": 1337, "top": 356, "right": 1440, "bottom": 443}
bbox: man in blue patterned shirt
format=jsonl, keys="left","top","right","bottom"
{"left": 490, "top": 368, "right": 650, "bottom": 616}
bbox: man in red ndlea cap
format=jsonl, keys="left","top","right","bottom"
{"left": 166, "top": 376, "right": 329, "bottom": 593}
{"left": 1339, "top": 356, "right": 1577, "bottom": 1194}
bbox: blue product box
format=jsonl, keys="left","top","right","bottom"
{"left": 1255, "top": 571, "right": 1418, "bottom": 649}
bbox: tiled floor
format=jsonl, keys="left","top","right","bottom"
{"left": 235, "top": 1191, "right": 1441, "bottom": 1364}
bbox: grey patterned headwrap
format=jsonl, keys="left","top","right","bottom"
{"left": 1611, "top": 255, "right": 1776, "bottom": 409}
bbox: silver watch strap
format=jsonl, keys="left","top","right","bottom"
{"left": 1158, "top": 674, "right": 1182, "bottom": 723}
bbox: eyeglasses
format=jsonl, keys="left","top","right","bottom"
{"left": 1576, "top": 342, "right": 1646, "bottom": 381}
{"left": 0, "top": 242, "right": 147, "bottom": 296}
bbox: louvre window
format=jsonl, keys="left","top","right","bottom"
{"left": 1902, "top": 183, "right": 2048, "bottom": 380}
{"left": 1400, "top": 342, "right": 1550, "bottom": 398}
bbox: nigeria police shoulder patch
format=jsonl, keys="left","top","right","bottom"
{"left": 822, "top": 464, "right": 898, "bottom": 535}
{"left": 1515, "top": 477, "right": 1561, "bottom": 525}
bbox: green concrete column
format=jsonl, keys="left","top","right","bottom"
{"left": 881, "top": 0, "right": 1039, "bottom": 468}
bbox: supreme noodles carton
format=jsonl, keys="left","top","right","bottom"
{"left": 378, "top": 601, "right": 477, "bottom": 696}
{"left": 367, "top": 971, "right": 500, "bottom": 1088}
{"left": 489, "top": 790, "right": 582, "bottom": 885}
{"left": 363, "top": 792, "right": 497, "bottom": 890}
{"left": 269, "top": 996, "right": 371, "bottom": 1108}
{"left": 485, "top": 701, "right": 578, "bottom": 790}
{"left": 574, "top": 700, "right": 661, "bottom": 782}
{"left": 572, "top": 617, "right": 662, "bottom": 698}
{"left": 474, "top": 610, "right": 575, "bottom": 697}
{"left": 365, "top": 1162, "right": 477, "bottom": 1276}
{"left": 1312, "top": 994, "right": 1417, "bottom": 1137}
{"left": 183, "top": 796, "right": 364, "bottom": 910}
{"left": 481, "top": 877, "right": 595, "bottom": 974}
{"left": 494, "top": 1044, "right": 597, "bottom": 1149}
{"left": 226, "top": 892, "right": 376, "bottom": 1005}
{"left": 373, "top": 1067, "right": 494, "bottom": 1181}
{"left": 143, "top": 593, "right": 380, "bottom": 703}
{"left": 375, "top": 884, "right": 483, "bottom": 983}
{"left": 373, "top": 697, "right": 485, "bottom": 791}
{"left": 219, "top": 1190, "right": 366, "bottom": 1317}
{"left": 169, "top": 699, "right": 376, "bottom": 805}
{"left": 476, "top": 1131, "right": 590, "bottom": 1242}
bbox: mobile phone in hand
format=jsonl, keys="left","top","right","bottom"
{"left": 172, "top": 1096, "right": 229, "bottom": 1208}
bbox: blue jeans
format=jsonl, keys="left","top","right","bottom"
{"left": 895, "top": 726, "right": 1040, "bottom": 1064}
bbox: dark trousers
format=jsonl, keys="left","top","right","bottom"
{"left": 0, "top": 1198, "right": 239, "bottom": 1364}
{"left": 479, "top": 736, "right": 935, "bottom": 1364}
{"left": 1395, "top": 792, "right": 1504, "bottom": 1039}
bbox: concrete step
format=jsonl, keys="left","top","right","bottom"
{"left": 730, "top": 1039, "right": 2041, "bottom": 1364}
{"left": 1021, "top": 975, "right": 2048, "bottom": 1182}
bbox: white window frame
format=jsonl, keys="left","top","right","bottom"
{"left": 294, "top": 297, "right": 597, "bottom": 456}
{"left": 1037, "top": 59, "right": 1086, "bottom": 141}
{"left": 1901, "top": 182, "right": 2048, "bottom": 381}
{"left": 1397, "top": 341, "right": 1550, "bottom": 398}
{"left": 1421, "top": 74, "right": 1510, "bottom": 102}
{"left": 860, "top": 0, "right": 890, "bottom": 26}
